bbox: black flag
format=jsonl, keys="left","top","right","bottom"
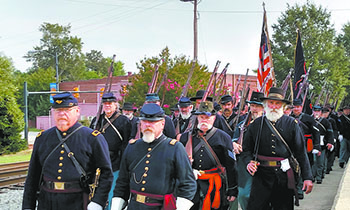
{"left": 293, "top": 29, "right": 306, "bottom": 99}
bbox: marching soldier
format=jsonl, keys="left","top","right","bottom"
{"left": 338, "top": 105, "right": 350, "bottom": 168}
{"left": 173, "top": 97, "right": 194, "bottom": 136}
{"left": 180, "top": 101, "right": 238, "bottom": 210}
{"left": 90, "top": 93, "right": 132, "bottom": 210}
{"left": 23, "top": 92, "right": 113, "bottom": 210}
{"left": 190, "top": 90, "right": 233, "bottom": 137}
{"left": 242, "top": 87, "right": 313, "bottom": 210}
{"left": 220, "top": 95, "right": 237, "bottom": 132}
{"left": 111, "top": 103, "right": 197, "bottom": 210}
{"left": 144, "top": 93, "right": 176, "bottom": 139}
{"left": 312, "top": 105, "right": 334, "bottom": 184}
{"left": 291, "top": 98, "right": 320, "bottom": 199}
{"left": 120, "top": 102, "right": 138, "bottom": 139}
{"left": 231, "top": 91, "right": 264, "bottom": 210}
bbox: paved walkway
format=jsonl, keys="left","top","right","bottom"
{"left": 295, "top": 158, "right": 344, "bottom": 210}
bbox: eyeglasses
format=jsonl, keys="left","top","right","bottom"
{"left": 52, "top": 107, "right": 76, "bottom": 113}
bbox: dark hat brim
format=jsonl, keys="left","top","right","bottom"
{"left": 246, "top": 100, "right": 263, "bottom": 105}
{"left": 190, "top": 96, "right": 213, "bottom": 102}
{"left": 52, "top": 103, "right": 78, "bottom": 108}
{"left": 139, "top": 116, "right": 164, "bottom": 121}
{"left": 260, "top": 97, "right": 291, "bottom": 104}
{"left": 193, "top": 110, "right": 216, "bottom": 116}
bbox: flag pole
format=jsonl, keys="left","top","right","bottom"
{"left": 263, "top": 3, "right": 275, "bottom": 87}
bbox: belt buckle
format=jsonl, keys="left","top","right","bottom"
{"left": 199, "top": 170, "right": 205, "bottom": 175}
{"left": 54, "top": 182, "right": 65, "bottom": 190}
{"left": 269, "top": 161, "right": 277, "bottom": 166}
{"left": 136, "top": 194, "right": 146, "bottom": 203}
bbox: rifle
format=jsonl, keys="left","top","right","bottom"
{"left": 232, "top": 75, "right": 242, "bottom": 106}
{"left": 93, "top": 55, "right": 116, "bottom": 129}
{"left": 315, "top": 83, "right": 326, "bottom": 105}
{"left": 281, "top": 69, "right": 293, "bottom": 96}
{"left": 296, "top": 65, "right": 311, "bottom": 99}
{"left": 185, "top": 61, "right": 221, "bottom": 164}
{"left": 156, "top": 61, "right": 171, "bottom": 106}
{"left": 89, "top": 168, "right": 101, "bottom": 201}
{"left": 148, "top": 64, "right": 160, "bottom": 94}
{"left": 232, "top": 68, "right": 250, "bottom": 129}
{"left": 323, "top": 90, "right": 331, "bottom": 105}
{"left": 237, "top": 111, "right": 252, "bottom": 145}
{"left": 180, "top": 59, "right": 197, "bottom": 98}
{"left": 214, "top": 63, "right": 229, "bottom": 102}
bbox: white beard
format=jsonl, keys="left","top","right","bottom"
{"left": 180, "top": 112, "right": 191, "bottom": 120}
{"left": 142, "top": 131, "right": 155, "bottom": 143}
{"left": 197, "top": 122, "right": 213, "bottom": 132}
{"left": 264, "top": 103, "right": 284, "bottom": 122}
{"left": 124, "top": 113, "right": 133, "bottom": 120}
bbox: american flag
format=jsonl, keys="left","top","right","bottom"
{"left": 257, "top": 8, "right": 274, "bottom": 96}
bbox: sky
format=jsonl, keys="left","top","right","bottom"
{"left": 1, "top": 0, "right": 350, "bottom": 76}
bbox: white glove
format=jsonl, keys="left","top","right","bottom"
{"left": 87, "top": 202, "right": 103, "bottom": 210}
{"left": 339, "top": 135, "right": 344, "bottom": 142}
{"left": 111, "top": 197, "right": 126, "bottom": 210}
{"left": 312, "top": 149, "right": 319, "bottom": 154}
{"left": 193, "top": 169, "right": 202, "bottom": 180}
{"left": 330, "top": 145, "right": 335, "bottom": 152}
{"left": 176, "top": 197, "right": 194, "bottom": 210}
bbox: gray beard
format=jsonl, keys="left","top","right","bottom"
{"left": 142, "top": 131, "right": 155, "bottom": 143}
{"left": 180, "top": 112, "right": 191, "bottom": 120}
{"left": 264, "top": 106, "right": 284, "bottom": 122}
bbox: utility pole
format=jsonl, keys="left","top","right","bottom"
{"left": 181, "top": 0, "right": 199, "bottom": 61}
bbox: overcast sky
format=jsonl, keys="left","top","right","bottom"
{"left": 1, "top": 0, "right": 350, "bottom": 76}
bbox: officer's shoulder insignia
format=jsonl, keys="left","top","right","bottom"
{"left": 36, "top": 130, "right": 44, "bottom": 138}
{"left": 129, "top": 139, "right": 137, "bottom": 144}
{"left": 169, "top": 139, "right": 177, "bottom": 145}
{"left": 92, "top": 130, "right": 101, "bottom": 136}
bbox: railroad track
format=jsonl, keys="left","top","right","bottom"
{"left": 0, "top": 161, "right": 29, "bottom": 188}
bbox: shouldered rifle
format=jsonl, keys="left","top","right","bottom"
{"left": 155, "top": 59, "right": 169, "bottom": 94}
{"left": 296, "top": 65, "right": 311, "bottom": 99}
{"left": 232, "top": 68, "right": 249, "bottom": 129}
{"left": 232, "top": 75, "right": 242, "bottom": 106}
{"left": 148, "top": 64, "right": 160, "bottom": 93}
{"left": 214, "top": 63, "right": 229, "bottom": 102}
{"left": 281, "top": 69, "right": 293, "bottom": 96}
{"left": 93, "top": 55, "right": 116, "bottom": 130}
{"left": 89, "top": 168, "right": 101, "bottom": 201}
{"left": 180, "top": 59, "right": 197, "bottom": 98}
{"left": 201, "top": 60, "right": 221, "bottom": 102}
{"left": 237, "top": 111, "right": 252, "bottom": 145}
{"left": 315, "top": 82, "right": 326, "bottom": 105}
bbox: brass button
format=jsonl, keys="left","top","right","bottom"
{"left": 59, "top": 157, "right": 64, "bottom": 160}
{"left": 63, "top": 132, "right": 67, "bottom": 136}
{"left": 141, "top": 187, "right": 145, "bottom": 191}
{"left": 60, "top": 150, "right": 65, "bottom": 154}
{"left": 59, "top": 163, "right": 63, "bottom": 167}
{"left": 200, "top": 150, "right": 203, "bottom": 152}
{"left": 199, "top": 165, "right": 202, "bottom": 168}
{"left": 200, "top": 155, "right": 203, "bottom": 157}
{"left": 57, "top": 176, "right": 62, "bottom": 180}
{"left": 272, "top": 151, "right": 276, "bottom": 154}
{"left": 272, "top": 145, "right": 275, "bottom": 148}
{"left": 148, "top": 148, "right": 152, "bottom": 152}
{"left": 199, "top": 160, "right": 202, "bottom": 162}
{"left": 143, "top": 173, "right": 148, "bottom": 177}
{"left": 145, "top": 160, "right": 150, "bottom": 164}
{"left": 142, "top": 181, "right": 146, "bottom": 184}
{"left": 61, "top": 145, "right": 64, "bottom": 148}
{"left": 147, "top": 154, "right": 151, "bottom": 158}
{"left": 58, "top": 169, "right": 62, "bottom": 173}
{"left": 145, "top": 167, "right": 149, "bottom": 171}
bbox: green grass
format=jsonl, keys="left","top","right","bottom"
{"left": 0, "top": 149, "right": 32, "bottom": 164}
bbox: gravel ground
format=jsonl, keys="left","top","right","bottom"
{"left": 0, "top": 188, "right": 24, "bottom": 210}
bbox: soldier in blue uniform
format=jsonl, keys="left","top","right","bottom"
{"left": 190, "top": 90, "right": 233, "bottom": 137}
{"left": 173, "top": 97, "right": 194, "bottom": 136}
{"left": 144, "top": 93, "right": 176, "bottom": 139}
{"left": 111, "top": 103, "right": 196, "bottom": 210}
{"left": 23, "top": 92, "right": 113, "bottom": 210}
{"left": 180, "top": 101, "right": 238, "bottom": 210}
{"left": 242, "top": 87, "right": 313, "bottom": 210}
{"left": 312, "top": 105, "right": 334, "bottom": 184}
{"left": 90, "top": 93, "right": 132, "bottom": 210}
{"left": 120, "top": 102, "right": 138, "bottom": 139}
{"left": 220, "top": 94, "right": 237, "bottom": 134}
{"left": 338, "top": 105, "right": 350, "bottom": 168}
{"left": 231, "top": 91, "right": 264, "bottom": 210}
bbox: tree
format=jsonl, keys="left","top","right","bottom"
{"left": 124, "top": 47, "right": 210, "bottom": 114}
{"left": 24, "top": 23, "right": 86, "bottom": 81}
{"left": 0, "top": 55, "right": 26, "bottom": 154}
{"left": 271, "top": 2, "right": 350, "bottom": 105}
{"left": 337, "top": 22, "right": 350, "bottom": 106}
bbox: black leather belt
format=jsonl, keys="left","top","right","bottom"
{"left": 131, "top": 193, "right": 163, "bottom": 204}
{"left": 43, "top": 180, "right": 82, "bottom": 191}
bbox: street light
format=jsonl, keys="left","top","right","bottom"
{"left": 29, "top": 50, "right": 59, "bottom": 91}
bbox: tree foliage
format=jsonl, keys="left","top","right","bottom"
{"left": 337, "top": 22, "right": 350, "bottom": 106}
{"left": 0, "top": 55, "right": 26, "bottom": 154}
{"left": 124, "top": 47, "right": 211, "bottom": 114}
{"left": 271, "top": 2, "right": 350, "bottom": 106}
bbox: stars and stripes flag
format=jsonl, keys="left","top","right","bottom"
{"left": 257, "top": 7, "right": 275, "bottom": 96}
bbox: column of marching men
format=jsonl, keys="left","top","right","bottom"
{"left": 22, "top": 90, "right": 350, "bottom": 210}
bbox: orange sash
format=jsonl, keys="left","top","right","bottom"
{"left": 198, "top": 169, "right": 222, "bottom": 210}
